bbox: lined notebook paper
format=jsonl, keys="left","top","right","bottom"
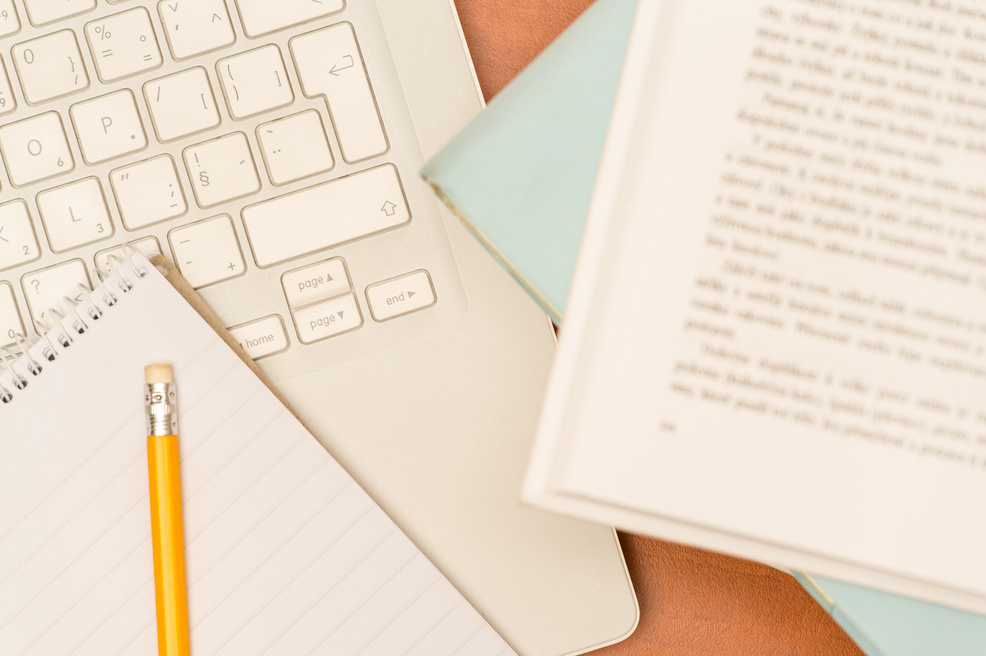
{"left": 0, "top": 253, "right": 515, "bottom": 656}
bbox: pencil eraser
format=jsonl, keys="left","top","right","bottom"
{"left": 145, "top": 364, "right": 174, "bottom": 384}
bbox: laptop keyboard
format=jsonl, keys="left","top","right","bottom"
{"left": 0, "top": 0, "right": 467, "bottom": 377}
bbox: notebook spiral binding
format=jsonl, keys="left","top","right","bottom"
{"left": 0, "top": 248, "right": 151, "bottom": 405}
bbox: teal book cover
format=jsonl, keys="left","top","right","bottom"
{"left": 422, "top": 0, "right": 986, "bottom": 652}
{"left": 422, "top": 0, "right": 637, "bottom": 324}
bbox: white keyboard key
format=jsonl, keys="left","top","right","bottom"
{"left": 70, "top": 89, "right": 147, "bottom": 164}
{"left": 291, "top": 24, "right": 387, "bottom": 163}
{"left": 37, "top": 177, "right": 114, "bottom": 253}
{"left": 281, "top": 258, "right": 350, "bottom": 309}
{"left": 0, "top": 200, "right": 41, "bottom": 271}
{"left": 21, "top": 259, "right": 91, "bottom": 329}
{"left": 158, "top": 0, "right": 236, "bottom": 60}
{"left": 168, "top": 214, "right": 245, "bottom": 288}
{"left": 85, "top": 8, "right": 163, "bottom": 82}
{"left": 366, "top": 270, "right": 436, "bottom": 322}
{"left": 23, "top": 0, "right": 95, "bottom": 26}
{"left": 228, "top": 315, "right": 289, "bottom": 359}
{"left": 234, "top": 0, "right": 343, "bottom": 38}
{"left": 0, "top": 282, "right": 24, "bottom": 348}
{"left": 110, "top": 155, "right": 187, "bottom": 230}
{"left": 0, "top": 112, "right": 74, "bottom": 187}
{"left": 184, "top": 132, "right": 261, "bottom": 208}
{"left": 12, "top": 30, "right": 89, "bottom": 104}
{"left": 94, "top": 237, "right": 161, "bottom": 274}
{"left": 0, "top": 57, "right": 17, "bottom": 115}
{"left": 218, "top": 45, "right": 293, "bottom": 119}
{"left": 0, "top": 0, "right": 20, "bottom": 37}
{"left": 257, "top": 110, "right": 333, "bottom": 185}
{"left": 145, "top": 67, "right": 221, "bottom": 142}
{"left": 243, "top": 164, "right": 409, "bottom": 267}
{"left": 292, "top": 293, "right": 361, "bottom": 344}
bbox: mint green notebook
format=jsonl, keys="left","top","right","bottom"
{"left": 421, "top": 0, "right": 986, "bottom": 652}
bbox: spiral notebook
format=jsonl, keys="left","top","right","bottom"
{"left": 0, "top": 252, "right": 514, "bottom": 656}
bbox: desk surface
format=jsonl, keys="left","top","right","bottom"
{"left": 452, "top": 1, "right": 867, "bottom": 654}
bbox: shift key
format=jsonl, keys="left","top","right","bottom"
{"left": 242, "top": 164, "right": 410, "bottom": 268}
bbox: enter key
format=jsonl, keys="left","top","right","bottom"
{"left": 366, "top": 270, "right": 436, "bottom": 322}
{"left": 290, "top": 23, "right": 388, "bottom": 163}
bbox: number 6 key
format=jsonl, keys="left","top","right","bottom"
{"left": 0, "top": 112, "right": 75, "bottom": 187}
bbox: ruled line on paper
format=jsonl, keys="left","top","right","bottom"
{"left": 0, "top": 408, "right": 140, "bottom": 542}
{"left": 313, "top": 555, "right": 446, "bottom": 656}
{"left": 177, "top": 370, "right": 266, "bottom": 464}
{"left": 183, "top": 422, "right": 308, "bottom": 543}
{"left": 208, "top": 512, "right": 398, "bottom": 656}
{"left": 196, "top": 502, "right": 379, "bottom": 648}
{"left": 188, "top": 468, "right": 354, "bottom": 599}
{"left": 0, "top": 419, "right": 143, "bottom": 584}
{"left": 0, "top": 481, "right": 151, "bottom": 640}
{"left": 5, "top": 501, "right": 151, "bottom": 655}
{"left": 14, "top": 530, "right": 152, "bottom": 656}
{"left": 246, "top": 524, "right": 406, "bottom": 656}
{"left": 388, "top": 597, "right": 466, "bottom": 656}
{"left": 297, "top": 550, "right": 426, "bottom": 656}
{"left": 185, "top": 464, "right": 347, "bottom": 587}
{"left": 64, "top": 563, "right": 150, "bottom": 656}
{"left": 107, "top": 591, "right": 155, "bottom": 656}
{"left": 348, "top": 577, "right": 448, "bottom": 656}
{"left": 180, "top": 393, "right": 289, "bottom": 498}
{"left": 451, "top": 627, "right": 511, "bottom": 656}
{"left": 447, "top": 624, "right": 487, "bottom": 656}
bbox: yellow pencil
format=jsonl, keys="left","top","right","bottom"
{"left": 144, "top": 364, "right": 190, "bottom": 656}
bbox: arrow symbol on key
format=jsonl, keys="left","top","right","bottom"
{"left": 0, "top": 227, "right": 7, "bottom": 243}
{"left": 330, "top": 55, "right": 355, "bottom": 76}
{"left": 381, "top": 201, "right": 397, "bottom": 216}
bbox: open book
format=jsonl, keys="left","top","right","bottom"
{"left": 525, "top": 0, "right": 986, "bottom": 615}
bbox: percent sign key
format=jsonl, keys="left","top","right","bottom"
{"left": 86, "top": 8, "right": 163, "bottom": 82}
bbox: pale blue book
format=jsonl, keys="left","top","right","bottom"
{"left": 421, "top": 0, "right": 986, "bottom": 652}
{"left": 422, "top": 0, "right": 635, "bottom": 324}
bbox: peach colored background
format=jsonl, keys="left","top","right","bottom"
{"left": 452, "top": 1, "right": 866, "bottom": 654}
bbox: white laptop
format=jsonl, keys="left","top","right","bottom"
{"left": 0, "top": 1, "right": 638, "bottom": 654}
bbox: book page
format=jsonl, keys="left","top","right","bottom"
{"left": 555, "top": 0, "right": 986, "bottom": 608}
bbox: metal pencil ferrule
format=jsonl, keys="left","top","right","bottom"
{"left": 145, "top": 382, "right": 177, "bottom": 437}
